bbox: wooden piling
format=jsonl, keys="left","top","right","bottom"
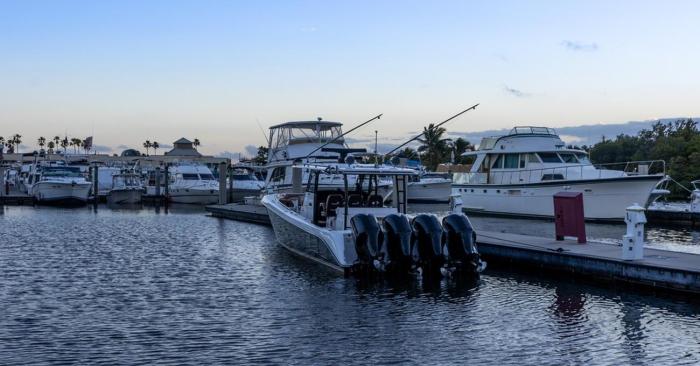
{"left": 92, "top": 164, "right": 99, "bottom": 206}
{"left": 154, "top": 167, "right": 161, "bottom": 198}
{"left": 218, "top": 162, "right": 227, "bottom": 204}
{"left": 228, "top": 165, "right": 234, "bottom": 203}
{"left": 164, "top": 164, "right": 170, "bottom": 203}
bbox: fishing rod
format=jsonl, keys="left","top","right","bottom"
{"left": 383, "top": 103, "right": 479, "bottom": 157}
{"left": 302, "top": 113, "right": 383, "bottom": 159}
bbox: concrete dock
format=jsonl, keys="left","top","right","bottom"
{"left": 204, "top": 203, "right": 700, "bottom": 294}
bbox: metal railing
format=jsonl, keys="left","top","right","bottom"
{"left": 453, "top": 160, "right": 666, "bottom": 186}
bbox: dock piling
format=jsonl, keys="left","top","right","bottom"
{"left": 164, "top": 164, "right": 170, "bottom": 203}
{"left": 218, "top": 162, "right": 227, "bottom": 204}
{"left": 228, "top": 164, "right": 234, "bottom": 203}
{"left": 92, "top": 164, "right": 99, "bottom": 207}
{"left": 154, "top": 167, "right": 161, "bottom": 199}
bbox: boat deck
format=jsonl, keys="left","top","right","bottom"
{"left": 206, "top": 203, "right": 271, "bottom": 225}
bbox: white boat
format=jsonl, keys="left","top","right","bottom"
{"left": 27, "top": 163, "right": 92, "bottom": 205}
{"left": 264, "top": 119, "right": 392, "bottom": 198}
{"left": 452, "top": 126, "right": 665, "bottom": 221}
{"left": 107, "top": 172, "right": 144, "bottom": 204}
{"left": 229, "top": 168, "right": 265, "bottom": 202}
{"left": 647, "top": 179, "right": 700, "bottom": 214}
{"left": 168, "top": 164, "right": 219, "bottom": 204}
{"left": 408, "top": 171, "right": 452, "bottom": 203}
{"left": 96, "top": 166, "right": 123, "bottom": 197}
{"left": 262, "top": 163, "right": 486, "bottom": 277}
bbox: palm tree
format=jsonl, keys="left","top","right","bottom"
{"left": 11, "top": 134, "right": 22, "bottom": 153}
{"left": 193, "top": 138, "right": 200, "bottom": 150}
{"left": 82, "top": 138, "right": 90, "bottom": 154}
{"left": 60, "top": 137, "right": 69, "bottom": 152}
{"left": 143, "top": 140, "right": 152, "bottom": 155}
{"left": 152, "top": 141, "right": 159, "bottom": 155}
{"left": 399, "top": 147, "right": 418, "bottom": 159}
{"left": 452, "top": 137, "right": 473, "bottom": 164}
{"left": 53, "top": 136, "right": 61, "bottom": 149}
{"left": 70, "top": 138, "right": 82, "bottom": 153}
{"left": 417, "top": 124, "right": 450, "bottom": 171}
{"left": 0, "top": 137, "right": 4, "bottom": 149}
{"left": 38, "top": 136, "right": 46, "bottom": 151}
{"left": 47, "top": 141, "right": 55, "bottom": 154}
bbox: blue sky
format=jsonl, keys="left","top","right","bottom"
{"left": 1, "top": 1, "right": 698, "bottom": 157}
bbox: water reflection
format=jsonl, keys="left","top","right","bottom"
{"left": 1, "top": 206, "right": 700, "bottom": 364}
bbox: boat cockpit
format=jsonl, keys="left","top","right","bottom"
{"left": 276, "top": 164, "right": 415, "bottom": 230}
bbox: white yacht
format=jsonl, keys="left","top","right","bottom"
{"left": 107, "top": 172, "right": 144, "bottom": 204}
{"left": 262, "top": 163, "right": 486, "bottom": 277}
{"left": 229, "top": 168, "right": 265, "bottom": 202}
{"left": 264, "top": 120, "right": 392, "bottom": 198}
{"left": 452, "top": 126, "right": 665, "bottom": 221}
{"left": 26, "top": 162, "right": 92, "bottom": 205}
{"left": 168, "top": 164, "right": 219, "bottom": 204}
{"left": 408, "top": 171, "right": 452, "bottom": 203}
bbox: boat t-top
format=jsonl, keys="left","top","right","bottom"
{"left": 452, "top": 126, "right": 665, "bottom": 220}
{"left": 264, "top": 119, "right": 392, "bottom": 198}
{"left": 261, "top": 160, "right": 486, "bottom": 277}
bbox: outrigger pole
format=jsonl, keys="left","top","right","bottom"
{"left": 383, "top": 103, "right": 479, "bottom": 157}
{"left": 302, "top": 113, "right": 383, "bottom": 159}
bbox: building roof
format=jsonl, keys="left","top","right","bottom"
{"left": 174, "top": 137, "right": 192, "bottom": 144}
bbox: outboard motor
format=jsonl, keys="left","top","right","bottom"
{"left": 350, "top": 214, "right": 385, "bottom": 271}
{"left": 382, "top": 214, "right": 415, "bottom": 274}
{"left": 411, "top": 214, "right": 445, "bottom": 276}
{"left": 442, "top": 214, "right": 486, "bottom": 275}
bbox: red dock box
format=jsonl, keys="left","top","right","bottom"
{"left": 553, "top": 192, "right": 586, "bottom": 243}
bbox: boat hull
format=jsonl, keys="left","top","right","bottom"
{"left": 453, "top": 175, "right": 662, "bottom": 221}
{"left": 31, "top": 182, "right": 91, "bottom": 206}
{"left": 262, "top": 195, "right": 352, "bottom": 272}
{"left": 108, "top": 189, "right": 143, "bottom": 204}
{"left": 169, "top": 188, "right": 219, "bottom": 204}
{"left": 408, "top": 180, "right": 451, "bottom": 203}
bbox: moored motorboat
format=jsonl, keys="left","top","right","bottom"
{"left": 168, "top": 164, "right": 219, "bottom": 204}
{"left": 27, "top": 163, "right": 92, "bottom": 205}
{"left": 262, "top": 162, "right": 486, "bottom": 277}
{"left": 452, "top": 126, "right": 665, "bottom": 221}
{"left": 408, "top": 171, "right": 452, "bottom": 203}
{"left": 107, "top": 172, "right": 144, "bottom": 204}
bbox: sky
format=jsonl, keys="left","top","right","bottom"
{"left": 1, "top": 0, "right": 699, "bottom": 158}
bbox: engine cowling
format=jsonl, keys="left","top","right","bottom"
{"left": 382, "top": 214, "right": 414, "bottom": 271}
{"left": 411, "top": 214, "right": 445, "bottom": 274}
{"left": 350, "top": 214, "right": 383, "bottom": 265}
{"left": 442, "top": 214, "right": 485, "bottom": 274}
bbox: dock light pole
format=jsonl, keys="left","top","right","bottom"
{"left": 374, "top": 130, "right": 378, "bottom": 164}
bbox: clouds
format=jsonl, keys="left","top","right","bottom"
{"left": 92, "top": 144, "right": 113, "bottom": 153}
{"left": 503, "top": 85, "right": 531, "bottom": 98}
{"left": 561, "top": 40, "right": 598, "bottom": 52}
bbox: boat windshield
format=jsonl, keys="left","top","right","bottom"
{"left": 42, "top": 167, "right": 82, "bottom": 178}
{"left": 183, "top": 173, "right": 200, "bottom": 180}
{"left": 232, "top": 174, "right": 256, "bottom": 181}
{"left": 199, "top": 173, "right": 215, "bottom": 180}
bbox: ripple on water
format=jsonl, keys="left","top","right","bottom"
{"left": 1, "top": 205, "right": 700, "bottom": 365}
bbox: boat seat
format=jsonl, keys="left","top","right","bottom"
{"left": 348, "top": 194, "right": 363, "bottom": 207}
{"left": 325, "top": 194, "right": 344, "bottom": 218}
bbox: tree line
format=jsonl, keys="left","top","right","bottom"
{"left": 0, "top": 135, "right": 93, "bottom": 154}
{"left": 589, "top": 118, "right": 699, "bottom": 197}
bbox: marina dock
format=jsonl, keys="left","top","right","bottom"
{"left": 205, "top": 203, "right": 700, "bottom": 294}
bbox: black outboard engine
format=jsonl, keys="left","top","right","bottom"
{"left": 382, "top": 214, "right": 415, "bottom": 274}
{"left": 351, "top": 214, "right": 385, "bottom": 272}
{"left": 442, "top": 214, "right": 486, "bottom": 275}
{"left": 411, "top": 214, "right": 445, "bottom": 276}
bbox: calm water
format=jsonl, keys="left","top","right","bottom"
{"left": 1, "top": 205, "right": 700, "bottom": 365}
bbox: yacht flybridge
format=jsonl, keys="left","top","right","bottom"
{"left": 264, "top": 119, "right": 392, "bottom": 198}
{"left": 261, "top": 162, "right": 486, "bottom": 277}
{"left": 452, "top": 126, "right": 665, "bottom": 220}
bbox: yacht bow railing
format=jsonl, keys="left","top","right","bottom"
{"left": 453, "top": 160, "right": 665, "bottom": 186}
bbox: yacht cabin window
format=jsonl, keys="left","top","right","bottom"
{"left": 199, "top": 173, "right": 215, "bottom": 180}
{"left": 537, "top": 152, "right": 562, "bottom": 163}
{"left": 575, "top": 153, "right": 591, "bottom": 164}
{"left": 182, "top": 173, "right": 199, "bottom": 180}
{"left": 503, "top": 154, "right": 519, "bottom": 169}
{"left": 558, "top": 152, "right": 579, "bottom": 164}
{"left": 270, "top": 167, "right": 286, "bottom": 184}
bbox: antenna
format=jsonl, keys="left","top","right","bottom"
{"left": 256, "top": 119, "right": 270, "bottom": 145}
{"left": 302, "top": 113, "right": 383, "bottom": 159}
{"left": 383, "top": 103, "right": 479, "bottom": 157}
